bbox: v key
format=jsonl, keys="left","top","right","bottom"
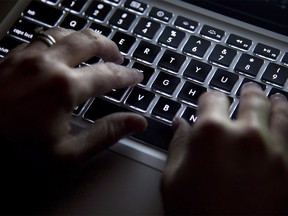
{"left": 126, "top": 87, "right": 155, "bottom": 111}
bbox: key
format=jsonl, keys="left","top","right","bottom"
{"left": 208, "top": 44, "right": 237, "bottom": 67}
{"left": 183, "top": 35, "right": 211, "bottom": 58}
{"left": 133, "top": 41, "right": 161, "bottom": 64}
{"left": 261, "top": 63, "right": 288, "bottom": 87}
{"left": 89, "top": 22, "right": 112, "bottom": 36}
{"left": 8, "top": 19, "right": 42, "bottom": 41}
{"left": 133, "top": 18, "right": 161, "bottom": 40}
{"left": 60, "top": 13, "right": 88, "bottom": 30}
{"left": 226, "top": 34, "right": 252, "bottom": 51}
{"left": 152, "top": 97, "right": 181, "bottom": 122}
{"left": 158, "top": 26, "right": 185, "bottom": 49}
{"left": 210, "top": 69, "right": 239, "bottom": 93}
{"left": 152, "top": 72, "right": 180, "bottom": 95}
{"left": 149, "top": 7, "right": 172, "bottom": 23}
{"left": 174, "top": 16, "right": 198, "bottom": 32}
{"left": 0, "top": 36, "right": 24, "bottom": 57}
{"left": 61, "top": 0, "right": 87, "bottom": 12}
{"left": 124, "top": 0, "right": 148, "bottom": 14}
{"left": 131, "top": 62, "right": 154, "bottom": 86}
{"left": 112, "top": 32, "right": 136, "bottom": 54}
{"left": 104, "top": 0, "right": 121, "bottom": 5}
{"left": 85, "top": 1, "right": 112, "bottom": 21}
{"left": 282, "top": 52, "right": 288, "bottom": 66}
{"left": 73, "top": 101, "right": 87, "bottom": 116}
{"left": 109, "top": 9, "right": 136, "bottom": 30}
{"left": 158, "top": 50, "right": 186, "bottom": 73}
{"left": 181, "top": 107, "right": 198, "bottom": 125}
{"left": 254, "top": 43, "right": 280, "bottom": 60}
{"left": 23, "top": 1, "right": 63, "bottom": 26}
{"left": 177, "top": 81, "right": 207, "bottom": 105}
{"left": 236, "top": 78, "right": 266, "bottom": 97}
{"left": 183, "top": 59, "right": 212, "bottom": 83}
{"left": 234, "top": 53, "right": 264, "bottom": 77}
{"left": 125, "top": 87, "right": 155, "bottom": 111}
{"left": 200, "top": 25, "right": 225, "bottom": 41}
{"left": 105, "top": 88, "right": 128, "bottom": 101}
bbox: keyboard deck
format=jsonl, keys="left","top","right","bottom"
{"left": 1, "top": 0, "right": 288, "bottom": 151}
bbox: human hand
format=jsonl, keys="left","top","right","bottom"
{"left": 0, "top": 27, "right": 147, "bottom": 171}
{"left": 161, "top": 83, "right": 288, "bottom": 214}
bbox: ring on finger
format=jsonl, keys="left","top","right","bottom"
{"left": 33, "top": 27, "right": 56, "bottom": 47}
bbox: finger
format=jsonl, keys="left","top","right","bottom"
{"left": 71, "top": 62, "right": 143, "bottom": 104}
{"left": 237, "top": 82, "right": 271, "bottom": 128}
{"left": 46, "top": 28, "right": 123, "bottom": 66}
{"left": 26, "top": 27, "right": 74, "bottom": 51}
{"left": 55, "top": 113, "right": 147, "bottom": 163}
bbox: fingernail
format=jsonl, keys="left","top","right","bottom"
{"left": 242, "top": 82, "right": 262, "bottom": 90}
{"left": 131, "top": 68, "right": 144, "bottom": 80}
{"left": 270, "top": 93, "right": 288, "bottom": 103}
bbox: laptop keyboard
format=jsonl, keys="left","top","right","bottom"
{"left": 1, "top": 0, "right": 288, "bottom": 151}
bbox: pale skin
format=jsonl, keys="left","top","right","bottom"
{"left": 1, "top": 27, "right": 288, "bottom": 214}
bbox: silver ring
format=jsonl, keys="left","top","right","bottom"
{"left": 33, "top": 27, "right": 56, "bottom": 47}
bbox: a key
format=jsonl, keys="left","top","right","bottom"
{"left": 200, "top": 25, "right": 225, "bottom": 41}
{"left": 254, "top": 43, "right": 280, "bottom": 60}
{"left": 158, "top": 26, "right": 185, "bottom": 49}
{"left": 89, "top": 22, "right": 112, "bottom": 37}
{"left": 85, "top": 1, "right": 112, "bottom": 21}
{"left": 181, "top": 107, "right": 198, "bottom": 125}
{"left": 208, "top": 44, "right": 237, "bottom": 67}
{"left": 183, "top": 35, "right": 211, "bottom": 58}
{"left": 152, "top": 97, "right": 181, "bottom": 122}
{"left": 210, "top": 69, "right": 239, "bottom": 93}
{"left": 61, "top": 0, "right": 87, "bottom": 12}
{"left": 174, "top": 16, "right": 198, "bottom": 32}
{"left": 226, "top": 34, "right": 252, "bottom": 51}
{"left": 183, "top": 59, "right": 212, "bottom": 83}
{"left": 133, "top": 41, "right": 161, "bottom": 64}
{"left": 234, "top": 53, "right": 264, "bottom": 77}
{"left": 177, "top": 81, "right": 207, "bottom": 106}
{"left": 0, "top": 36, "right": 24, "bottom": 57}
{"left": 152, "top": 72, "right": 180, "bottom": 95}
{"left": 261, "top": 63, "right": 288, "bottom": 87}
{"left": 112, "top": 32, "right": 136, "bottom": 54}
{"left": 131, "top": 62, "right": 154, "bottom": 86}
{"left": 149, "top": 7, "right": 173, "bottom": 23}
{"left": 60, "top": 13, "right": 88, "bottom": 30}
{"left": 236, "top": 78, "right": 266, "bottom": 97}
{"left": 133, "top": 18, "right": 161, "bottom": 40}
{"left": 109, "top": 9, "right": 136, "bottom": 30}
{"left": 125, "top": 87, "right": 155, "bottom": 111}
{"left": 158, "top": 50, "right": 186, "bottom": 73}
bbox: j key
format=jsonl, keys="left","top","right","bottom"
{"left": 23, "top": 1, "right": 63, "bottom": 26}
{"left": 133, "top": 18, "right": 161, "bottom": 40}
{"left": 234, "top": 54, "right": 264, "bottom": 77}
{"left": 158, "top": 50, "right": 186, "bottom": 73}
{"left": 200, "top": 25, "right": 225, "bottom": 41}
{"left": 112, "top": 32, "right": 136, "bottom": 54}
{"left": 226, "top": 34, "right": 252, "bottom": 51}
{"left": 85, "top": 1, "right": 112, "bottom": 21}
{"left": 282, "top": 52, "right": 288, "bottom": 66}
{"left": 0, "top": 36, "right": 23, "bottom": 57}
{"left": 105, "top": 88, "right": 128, "bottom": 101}
{"left": 174, "top": 16, "right": 198, "bottom": 32}
{"left": 8, "top": 19, "right": 41, "bottom": 41}
{"left": 133, "top": 41, "right": 161, "bottom": 63}
{"left": 149, "top": 7, "right": 173, "bottom": 23}
{"left": 109, "top": 9, "right": 136, "bottom": 30}
{"left": 124, "top": 0, "right": 148, "bottom": 13}
{"left": 152, "top": 72, "right": 180, "bottom": 95}
{"left": 125, "top": 87, "right": 155, "bottom": 111}
{"left": 210, "top": 69, "right": 239, "bottom": 93}
{"left": 183, "top": 35, "right": 211, "bottom": 58}
{"left": 261, "top": 63, "right": 288, "bottom": 87}
{"left": 177, "top": 81, "right": 207, "bottom": 105}
{"left": 60, "top": 13, "right": 88, "bottom": 30}
{"left": 89, "top": 22, "right": 112, "bottom": 37}
{"left": 61, "top": 0, "right": 87, "bottom": 12}
{"left": 268, "top": 88, "right": 288, "bottom": 100}
{"left": 158, "top": 26, "right": 185, "bottom": 49}
{"left": 254, "top": 43, "right": 280, "bottom": 60}
{"left": 208, "top": 44, "right": 237, "bottom": 67}
{"left": 152, "top": 97, "right": 181, "bottom": 122}
{"left": 236, "top": 78, "right": 266, "bottom": 97}
{"left": 131, "top": 62, "right": 154, "bottom": 86}
{"left": 181, "top": 107, "right": 198, "bottom": 125}
{"left": 183, "top": 59, "right": 212, "bottom": 83}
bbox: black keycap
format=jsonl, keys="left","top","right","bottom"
{"left": 85, "top": 1, "right": 112, "bottom": 21}
{"left": 200, "top": 25, "right": 225, "bottom": 41}
{"left": 125, "top": 87, "right": 155, "bottom": 111}
{"left": 8, "top": 19, "right": 41, "bottom": 41}
{"left": 177, "top": 81, "right": 207, "bottom": 105}
{"left": 73, "top": 101, "right": 87, "bottom": 116}
{"left": 131, "top": 62, "right": 154, "bottom": 86}
{"left": 152, "top": 72, "right": 180, "bottom": 95}
{"left": 109, "top": 9, "right": 136, "bottom": 30}
{"left": 183, "top": 59, "right": 212, "bottom": 83}
{"left": 149, "top": 7, "right": 173, "bottom": 23}
{"left": 152, "top": 97, "right": 181, "bottom": 122}
{"left": 210, "top": 69, "right": 239, "bottom": 93}
{"left": 261, "top": 63, "right": 288, "bottom": 87}
{"left": 60, "top": 13, "right": 88, "bottom": 30}
{"left": 236, "top": 78, "right": 266, "bottom": 97}
{"left": 133, "top": 18, "right": 161, "bottom": 39}
{"left": 158, "top": 50, "right": 186, "bottom": 73}
{"left": 105, "top": 88, "right": 128, "bottom": 101}
{"left": 23, "top": 1, "right": 63, "bottom": 26}
{"left": 174, "top": 16, "right": 198, "bottom": 32}
{"left": 61, "top": 0, "right": 87, "bottom": 12}
{"left": 105, "top": 0, "right": 121, "bottom": 4}
{"left": 158, "top": 26, "right": 185, "bottom": 49}
{"left": 0, "top": 36, "right": 23, "bottom": 57}
{"left": 133, "top": 41, "right": 161, "bottom": 63}
{"left": 124, "top": 0, "right": 148, "bottom": 13}
{"left": 226, "top": 34, "right": 252, "bottom": 51}
{"left": 89, "top": 22, "right": 112, "bottom": 36}
{"left": 181, "top": 107, "right": 198, "bottom": 125}
{"left": 268, "top": 88, "right": 288, "bottom": 100}
{"left": 234, "top": 54, "right": 264, "bottom": 77}
{"left": 112, "top": 31, "right": 136, "bottom": 54}
{"left": 208, "top": 44, "right": 237, "bottom": 67}
{"left": 254, "top": 43, "right": 280, "bottom": 60}
{"left": 183, "top": 35, "right": 211, "bottom": 58}
{"left": 282, "top": 52, "right": 288, "bottom": 66}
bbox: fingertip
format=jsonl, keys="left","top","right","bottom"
{"left": 124, "top": 114, "right": 148, "bottom": 133}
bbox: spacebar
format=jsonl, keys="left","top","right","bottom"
{"left": 84, "top": 98, "right": 172, "bottom": 150}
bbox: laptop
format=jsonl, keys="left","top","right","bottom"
{"left": 0, "top": 0, "right": 287, "bottom": 214}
